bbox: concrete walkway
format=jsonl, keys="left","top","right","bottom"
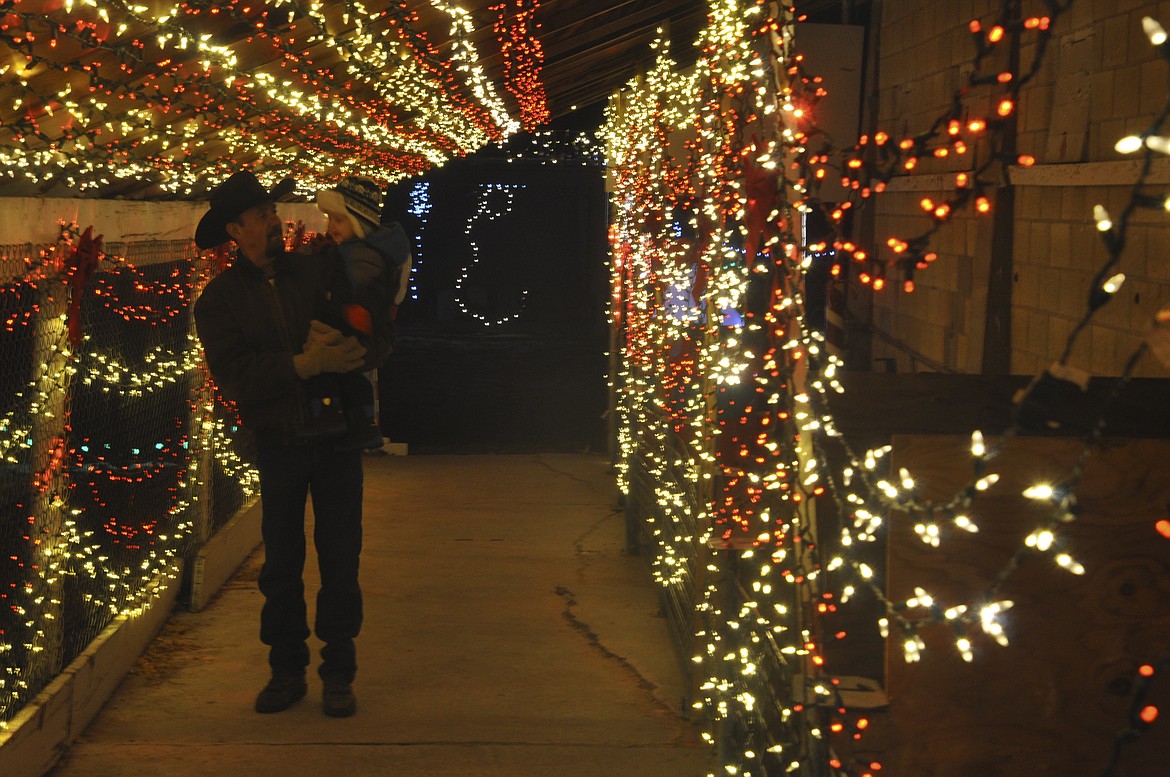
{"left": 47, "top": 454, "right": 705, "bottom": 777}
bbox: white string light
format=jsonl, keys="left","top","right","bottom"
{"left": 407, "top": 182, "right": 433, "bottom": 302}
{"left": 454, "top": 183, "right": 528, "bottom": 326}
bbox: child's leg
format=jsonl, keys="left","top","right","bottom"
{"left": 341, "top": 372, "right": 383, "bottom": 449}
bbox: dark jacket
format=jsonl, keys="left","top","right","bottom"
{"left": 194, "top": 250, "right": 393, "bottom": 445}
{"left": 322, "top": 222, "right": 410, "bottom": 336}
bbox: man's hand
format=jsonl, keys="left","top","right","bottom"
{"left": 318, "top": 336, "right": 366, "bottom": 373}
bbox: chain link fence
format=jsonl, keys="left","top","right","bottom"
{"left": 0, "top": 233, "right": 257, "bottom": 725}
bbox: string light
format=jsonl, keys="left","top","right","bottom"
{"left": 0, "top": 3, "right": 1164, "bottom": 771}
{"left": 492, "top": 0, "right": 550, "bottom": 131}
{"left": 0, "top": 229, "right": 259, "bottom": 725}
{"left": 832, "top": 4, "right": 1066, "bottom": 289}
{"left": 0, "top": 1, "right": 529, "bottom": 195}
{"left": 605, "top": 3, "right": 1170, "bottom": 774}
{"left": 1143, "top": 16, "right": 1168, "bottom": 46}
{"left": 454, "top": 183, "right": 527, "bottom": 326}
{"left": 406, "top": 181, "right": 433, "bottom": 302}
{"left": 500, "top": 130, "right": 605, "bottom": 166}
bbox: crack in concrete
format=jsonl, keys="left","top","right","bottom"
{"left": 76, "top": 740, "right": 692, "bottom": 749}
{"left": 533, "top": 454, "right": 609, "bottom": 496}
{"left": 571, "top": 510, "right": 620, "bottom": 561}
{"left": 553, "top": 585, "right": 679, "bottom": 723}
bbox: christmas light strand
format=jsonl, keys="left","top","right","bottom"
{"left": 406, "top": 181, "right": 432, "bottom": 302}
{"left": 0, "top": 233, "right": 258, "bottom": 725}
{"left": 818, "top": 3, "right": 1069, "bottom": 290}
{"left": 796, "top": 9, "right": 1170, "bottom": 664}
{"left": 0, "top": 0, "right": 522, "bottom": 195}
{"left": 454, "top": 183, "right": 528, "bottom": 326}
{"left": 491, "top": 0, "right": 549, "bottom": 131}
{"left": 605, "top": 2, "right": 1170, "bottom": 774}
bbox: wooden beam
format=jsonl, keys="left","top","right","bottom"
{"left": 474, "top": 0, "right": 648, "bottom": 68}
{"left": 544, "top": 1, "right": 701, "bottom": 61}
{"left": 541, "top": 8, "right": 704, "bottom": 82}
{"left": 539, "top": 0, "right": 657, "bottom": 49}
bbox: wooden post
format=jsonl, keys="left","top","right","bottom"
{"left": 980, "top": 0, "right": 1022, "bottom": 375}
{"left": 24, "top": 239, "right": 70, "bottom": 705}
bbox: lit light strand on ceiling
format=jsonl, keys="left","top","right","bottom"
{"left": 491, "top": 0, "right": 549, "bottom": 131}
{"left": 432, "top": 0, "right": 522, "bottom": 136}
{"left": 0, "top": 0, "right": 521, "bottom": 196}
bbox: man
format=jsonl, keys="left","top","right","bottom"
{"left": 193, "top": 171, "right": 393, "bottom": 717}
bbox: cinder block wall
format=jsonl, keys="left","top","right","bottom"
{"left": 864, "top": 0, "right": 1170, "bottom": 377}
{"left": 0, "top": 198, "right": 324, "bottom": 246}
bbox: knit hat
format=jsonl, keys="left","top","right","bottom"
{"left": 317, "top": 176, "right": 383, "bottom": 239}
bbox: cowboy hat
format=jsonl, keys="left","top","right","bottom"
{"left": 195, "top": 171, "right": 296, "bottom": 249}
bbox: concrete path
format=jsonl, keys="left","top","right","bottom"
{"left": 47, "top": 454, "right": 705, "bottom": 777}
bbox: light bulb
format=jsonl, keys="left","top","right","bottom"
{"left": 1143, "top": 16, "right": 1168, "bottom": 46}
{"left": 1094, "top": 204, "right": 1113, "bottom": 232}
{"left": 1115, "top": 135, "right": 1143, "bottom": 154}
{"left": 1145, "top": 135, "right": 1170, "bottom": 155}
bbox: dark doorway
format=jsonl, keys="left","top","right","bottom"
{"left": 378, "top": 149, "right": 610, "bottom": 453}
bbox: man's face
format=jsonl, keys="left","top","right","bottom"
{"left": 228, "top": 202, "right": 283, "bottom": 263}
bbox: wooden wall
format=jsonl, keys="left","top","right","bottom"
{"left": 881, "top": 434, "right": 1170, "bottom": 776}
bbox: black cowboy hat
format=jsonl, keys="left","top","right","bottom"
{"left": 195, "top": 171, "right": 296, "bottom": 249}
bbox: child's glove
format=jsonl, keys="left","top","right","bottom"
{"left": 307, "top": 232, "right": 334, "bottom": 253}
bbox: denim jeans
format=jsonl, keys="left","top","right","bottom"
{"left": 255, "top": 440, "right": 363, "bottom": 684}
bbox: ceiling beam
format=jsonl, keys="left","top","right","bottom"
{"left": 472, "top": 0, "right": 645, "bottom": 69}
{"left": 545, "top": 0, "right": 692, "bottom": 61}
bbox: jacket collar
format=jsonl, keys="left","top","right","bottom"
{"left": 231, "top": 250, "right": 290, "bottom": 280}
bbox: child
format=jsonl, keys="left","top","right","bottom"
{"left": 300, "top": 176, "right": 411, "bottom": 449}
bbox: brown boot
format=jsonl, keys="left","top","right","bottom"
{"left": 254, "top": 674, "right": 307, "bottom": 713}
{"left": 322, "top": 681, "right": 356, "bottom": 717}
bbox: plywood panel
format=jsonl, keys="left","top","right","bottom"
{"left": 883, "top": 435, "right": 1170, "bottom": 777}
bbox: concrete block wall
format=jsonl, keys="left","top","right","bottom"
{"left": 865, "top": 0, "right": 1170, "bottom": 377}
{"left": 868, "top": 0, "right": 997, "bottom": 373}
{"left": 870, "top": 190, "right": 986, "bottom": 372}
{"left": 0, "top": 197, "right": 324, "bottom": 246}
{"left": 1011, "top": 181, "right": 1170, "bottom": 378}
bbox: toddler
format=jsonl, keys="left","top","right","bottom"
{"left": 300, "top": 176, "right": 411, "bottom": 448}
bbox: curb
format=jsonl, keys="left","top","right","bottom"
{"left": 0, "top": 564, "right": 183, "bottom": 777}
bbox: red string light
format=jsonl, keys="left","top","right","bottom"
{"left": 0, "top": 2, "right": 510, "bottom": 194}
{"left": 492, "top": 0, "right": 549, "bottom": 132}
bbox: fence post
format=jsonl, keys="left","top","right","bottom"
{"left": 24, "top": 239, "right": 70, "bottom": 704}
{"left": 193, "top": 251, "right": 215, "bottom": 539}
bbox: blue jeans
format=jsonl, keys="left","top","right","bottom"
{"left": 255, "top": 441, "right": 363, "bottom": 684}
